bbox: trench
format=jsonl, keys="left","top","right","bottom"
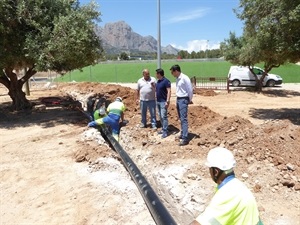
{"left": 98, "top": 125, "right": 177, "bottom": 224}
{"left": 63, "top": 92, "right": 211, "bottom": 225}
{"left": 80, "top": 99, "right": 181, "bottom": 225}
{"left": 80, "top": 125, "right": 204, "bottom": 225}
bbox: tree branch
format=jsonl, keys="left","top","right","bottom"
{"left": 19, "top": 66, "right": 37, "bottom": 85}
{"left": 4, "top": 68, "right": 18, "bottom": 83}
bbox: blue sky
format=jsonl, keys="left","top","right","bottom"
{"left": 79, "top": 0, "right": 244, "bottom": 52}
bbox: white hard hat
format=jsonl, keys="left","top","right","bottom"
{"left": 98, "top": 107, "right": 106, "bottom": 116}
{"left": 116, "top": 97, "right": 122, "bottom": 102}
{"left": 205, "top": 147, "right": 236, "bottom": 171}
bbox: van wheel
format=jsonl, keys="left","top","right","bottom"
{"left": 232, "top": 79, "right": 240, "bottom": 87}
{"left": 266, "top": 80, "right": 275, "bottom": 87}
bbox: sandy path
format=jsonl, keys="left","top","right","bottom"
{"left": 0, "top": 122, "right": 154, "bottom": 225}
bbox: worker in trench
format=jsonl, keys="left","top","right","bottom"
{"left": 88, "top": 97, "right": 126, "bottom": 141}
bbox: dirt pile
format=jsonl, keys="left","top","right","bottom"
{"left": 1, "top": 82, "right": 299, "bottom": 224}
{"left": 62, "top": 82, "right": 299, "bottom": 224}
{"left": 57, "top": 83, "right": 300, "bottom": 192}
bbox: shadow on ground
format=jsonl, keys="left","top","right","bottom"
{"left": 249, "top": 108, "right": 300, "bottom": 125}
{"left": 0, "top": 97, "right": 87, "bottom": 129}
{"left": 230, "top": 87, "right": 300, "bottom": 97}
{"left": 262, "top": 89, "right": 300, "bottom": 97}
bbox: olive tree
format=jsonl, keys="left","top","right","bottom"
{"left": 120, "top": 52, "right": 129, "bottom": 60}
{"left": 221, "top": 0, "right": 300, "bottom": 91}
{"left": 0, "top": 0, "right": 103, "bottom": 110}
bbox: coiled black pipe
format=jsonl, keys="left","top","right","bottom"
{"left": 99, "top": 126, "right": 177, "bottom": 225}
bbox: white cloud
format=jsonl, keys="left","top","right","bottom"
{"left": 163, "top": 8, "right": 210, "bottom": 24}
{"left": 171, "top": 40, "right": 220, "bottom": 53}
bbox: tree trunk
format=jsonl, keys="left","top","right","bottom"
{"left": 255, "top": 80, "right": 263, "bottom": 93}
{"left": 1, "top": 68, "right": 36, "bottom": 111}
{"left": 249, "top": 67, "right": 263, "bottom": 93}
{"left": 8, "top": 79, "right": 31, "bottom": 110}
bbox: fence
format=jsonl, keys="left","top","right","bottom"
{"left": 190, "top": 76, "right": 230, "bottom": 92}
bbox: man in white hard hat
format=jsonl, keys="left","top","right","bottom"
{"left": 93, "top": 105, "right": 107, "bottom": 120}
{"left": 190, "top": 147, "right": 263, "bottom": 225}
{"left": 88, "top": 97, "right": 126, "bottom": 141}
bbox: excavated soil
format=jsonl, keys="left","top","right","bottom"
{"left": 1, "top": 82, "right": 299, "bottom": 225}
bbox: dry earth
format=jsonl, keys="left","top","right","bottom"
{"left": 1, "top": 82, "right": 300, "bottom": 225}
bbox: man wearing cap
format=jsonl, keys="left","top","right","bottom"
{"left": 190, "top": 147, "right": 263, "bottom": 225}
{"left": 170, "top": 64, "right": 193, "bottom": 146}
{"left": 88, "top": 97, "right": 126, "bottom": 141}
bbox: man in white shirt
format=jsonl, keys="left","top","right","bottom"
{"left": 170, "top": 64, "right": 193, "bottom": 146}
{"left": 136, "top": 69, "right": 157, "bottom": 129}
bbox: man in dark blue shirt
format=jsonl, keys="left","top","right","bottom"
{"left": 155, "top": 68, "right": 171, "bottom": 138}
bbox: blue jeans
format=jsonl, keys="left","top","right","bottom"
{"left": 102, "top": 113, "right": 121, "bottom": 135}
{"left": 157, "top": 101, "right": 168, "bottom": 132}
{"left": 140, "top": 100, "right": 156, "bottom": 127}
{"left": 176, "top": 97, "right": 189, "bottom": 141}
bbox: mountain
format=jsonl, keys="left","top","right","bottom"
{"left": 95, "top": 21, "right": 180, "bottom": 55}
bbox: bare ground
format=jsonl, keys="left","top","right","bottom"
{"left": 0, "top": 82, "right": 300, "bottom": 225}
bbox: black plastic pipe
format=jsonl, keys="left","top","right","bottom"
{"left": 80, "top": 108, "right": 177, "bottom": 225}
{"left": 99, "top": 125, "right": 177, "bottom": 225}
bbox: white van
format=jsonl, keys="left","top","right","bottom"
{"left": 228, "top": 66, "right": 283, "bottom": 87}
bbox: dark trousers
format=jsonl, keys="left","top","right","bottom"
{"left": 176, "top": 97, "right": 189, "bottom": 141}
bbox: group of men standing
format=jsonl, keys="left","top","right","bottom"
{"left": 87, "top": 64, "right": 263, "bottom": 224}
{"left": 136, "top": 64, "right": 194, "bottom": 146}
{"left": 88, "top": 63, "right": 194, "bottom": 146}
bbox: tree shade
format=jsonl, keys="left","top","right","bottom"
{"left": 0, "top": 0, "right": 104, "bottom": 110}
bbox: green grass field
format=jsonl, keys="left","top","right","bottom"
{"left": 56, "top": 60, "right": 300, "bottom": 83}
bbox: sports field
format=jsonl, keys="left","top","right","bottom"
{"left": 57, "top": 60, "right": 300, "bottom": 83}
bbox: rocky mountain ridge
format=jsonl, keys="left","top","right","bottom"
{"left": 96, "top": 21, "right": 179, "bottom": 55}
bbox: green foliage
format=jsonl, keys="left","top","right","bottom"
{"left": 220, "top": 32, "right": 245, "bottom": 65}
{"left": 0, "top": 0, "right": 104, "bottom": 110}
{"left": 104, "top": 49, "right": 222, "bottom": 61}
{"left": 0, "top": 0, "right": 103, "bottom": 73}
{"left": 120, "top": 52, "right": 129, "bottom": 60}
{"left": 222, "top": 0, "right": 300, "bottom": 72}
{"left": 175, "top": 49, "right": 222, "bottom": 59}
{"left": 178, "top": 50, "right": 190, "bottom": 59}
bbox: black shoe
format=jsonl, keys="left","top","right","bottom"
{"left": 175, "top": 135, "right": 183, "bottom": 141}
{"left": 179, "top": 140, "right": 189, "bottom": 146}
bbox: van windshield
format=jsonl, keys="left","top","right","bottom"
{"left": 253, "top": 68, "right": 263, "bottom": 75}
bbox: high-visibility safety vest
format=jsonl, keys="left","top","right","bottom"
{"left": 107, "top": 101, "right": 125, "bottom": 116}
{"left": 196, "top": 178, "right": 262, "bottom": 225}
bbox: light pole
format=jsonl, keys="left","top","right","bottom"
{"left": 157, "top": 0, "right": 161, "bottom": 68}
{"left": 206, "top": 40, "right": 209, "bottom": 59}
